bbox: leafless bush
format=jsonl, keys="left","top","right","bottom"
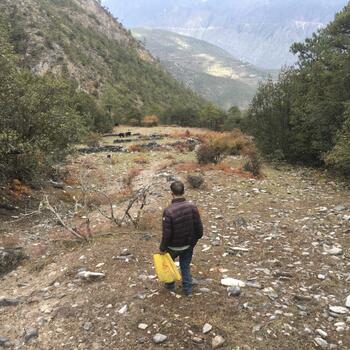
{"left": 187, "top": 173, "right": 204, "bottom": 189}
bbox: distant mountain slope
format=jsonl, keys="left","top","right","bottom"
{"left": 103, "top": 0, "right": 348, "bottom": 69}
{"left": 0, "top": 0, "right": 208, "bottom": 120}
{"left": 133, "top": 28, "right": 273, "bottom": 109}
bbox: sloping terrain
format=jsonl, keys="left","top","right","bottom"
{"left": 103, "top": 0, "right": 348, "bottom": 69}
{"left": 0, "top": 0, "right": 207, "bottom": 118}
{"left": 133, "top": 28, "right": 272, "bottom": 109}
{"left": 0, "top": 126, "right": 349, "bottom": 349}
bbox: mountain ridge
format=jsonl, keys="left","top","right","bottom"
{"left": 103, "top": 0, "right": 349, "bottom": 69}
{"left": 133, "top": 28, "right": 274, "bottom": 109}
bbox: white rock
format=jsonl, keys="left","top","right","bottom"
{"left": 203, "top": 323, "right": 212, "bottom": 334}
{"left": 77, "top": 271, "right": 105, "bottom": 280}
{"left": 153, "top": 333, "right": 167, "bottom": 344}
{"left": 118, "top": 305, "right": 128, "bottom": 314}
{"left": 318, "top": 274, "right": 326, "bottom": 280}
{"left": 138, "top": 323, "right": 148, "bottom": 330}
{"left": 345, "top": 295, "right": 350, "bottom": 308}
{"left": 221, "top": 278, "right": 246, "bottom": 288}
{"left": 314, "top": 337, "right": 328, "bottom": 349}
{"left": 316, "top": 329, "right": 328, "bottom": 338}
{"left": 323, "top": 246, "right": 343, "bottom": 256}
{"left": 212, "top": 335, "right": 225, "bottom": 349}
{"left": 329, "top": 306, "right": 348, "bottom": 314}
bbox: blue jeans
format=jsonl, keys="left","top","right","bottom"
{"left": 165, "top": 247, "right": 193, "bottom": 293}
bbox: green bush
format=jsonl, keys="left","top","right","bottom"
{"left": 246, "top": 4, "right": 350, "bottom": 176}
{"left": 0, "top": 14, "right": 112, "bottom": 184}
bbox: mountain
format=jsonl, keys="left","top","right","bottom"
{"left": 132, "top": 28, "right": 275, "bottom": 109}
{"left": 0, "top": 0, "right": 208, "bottom": 120}
{"left": 102, "top": 0, "right": 348, "bottom": 69}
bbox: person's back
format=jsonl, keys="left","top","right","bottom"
{"left": 159, "top": 181, "right": 203, "bottom": 295}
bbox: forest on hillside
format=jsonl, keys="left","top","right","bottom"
{"left": 246, "top": 3, "right": 350, "bottom": 176}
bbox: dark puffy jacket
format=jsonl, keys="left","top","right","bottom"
{"left": 160, "top": 198, "right": 203, "bottom": 252}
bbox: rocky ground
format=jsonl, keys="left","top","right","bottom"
{"left": 0, "top": 126, "right": 349, "bottom": 350}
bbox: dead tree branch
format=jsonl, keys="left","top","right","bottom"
{"left": 43, "top": 196, "right": 88, "bottom": 241}
{"left": 94, "top": 185, "right": 151, "bottom": 228}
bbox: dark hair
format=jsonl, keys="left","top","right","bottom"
{"left": 170, "top": 181, "right": 185, "bottom": 196}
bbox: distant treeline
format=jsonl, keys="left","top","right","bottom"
{"left": 246, "top": 4, "right": 350, "bottom": 176}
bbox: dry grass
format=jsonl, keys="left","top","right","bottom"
{"left": 133, "top": 156, "right": 149, "bottom": 165}
{"left": 0, "top": 235, "right": 21, "bottom": 248}
{"left": 123, "top": 167, "right": 142, "bottom": 187}
{"left": 10, "top": 179, "right": 32, "bottom": 196}
{"left": 128, "top": 144, "right": 143, "bottom": 153}
{"left": 137, "top": 210, "right": 161, "bottom": 231}
{"left": 156, "top": 159, "right": 178, "bottom": 171}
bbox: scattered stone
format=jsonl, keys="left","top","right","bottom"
{"left": 203, "top": 323, "right": 212, "bottom": 334}
{"left": 0, "top": 247, "right": 26, "bottom": 276}
{"left": 0, "top": 336, "right": 11, "bottom": 348}
{"left": 316, "top": 329, "right": 328, "bottom": 338}
{"left": 153, "top": 333, "right": 167, "bottom": 344}
{"left": 334, "top": 205, "right": 346, "bottom": 212}
{"left": 235, "top": 217, "right": 247, "bottom": 227}
{"left": 79, "top": 145, "right": 127, "bottom": 154}
{"left": 24, "top": 328, "right": 38, "bottom": 343}
{"left": 83, "top": 322, "right": 93, "bottom": 331}
{"left": 0, "top": 297, "right": 21, "bottom": 307}
{"left": 229, "top": 247, "right": 250, "bottom": 253}
{"left": 192, "top": 336, "right": 203, "bottom": 343}
{"left": 118, "top": 305, "right": 128, "bottom": 314}
{"left": 345, "top": 295, "right": 350, "bottom": 308}
{"left": 314, "top": 337, "right": 328, "bottom": 349}
{"left": 221, "top": 278, "right": 246, "bottom": 288}
{"left": 138, "top": 323, "right": 148, "bottom": 330}
{"left": 227, "top": 286, "right": 241, "bottom": 297}
{"left": 245, "top": 281, "right": 262, "bottom": 289}
{"left": 323, "top": 246, "right": 343, "bottom": 256}
{"left": 77, "top": 271, "right": 105, "bottom": 281}
{"left": 263, "top": 287, "right": 278, "bottom": 300}
{"left": 329, "top": 306, "right": 348, "bottom": 314}
{"left": 212, "top": 335, "right": 225, "bottom": 349}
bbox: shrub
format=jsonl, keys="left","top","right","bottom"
{"left": 196, "top": 143, "right": 224, "bottom": 164}
{"left": 187, "top": 173, "right": 204, "bottom": 189}
{"left": 84, "top": 132, "right": 101, "bottom": 147}
{"left": 134, "top": 156, "right": 149, "bottom": 164}
{"left": 243, "top": 155, "right": 262, "bottom": 177}
{"left": 129, "top": 118, "right": 140, "bottom": 126}
{"left": 142, "top": 115, "right": 159, "bottom": 127}
{"left": 123, "top": 167, "right": 142, "bottom": 187}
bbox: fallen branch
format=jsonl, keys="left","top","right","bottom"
{"left": 43, "top": 196, "right": 88, "bottom": 241}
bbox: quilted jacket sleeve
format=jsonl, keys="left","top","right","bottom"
{"left": 160, "top": 209, "right": 172, "bottom": 252}
{"left": 192, "top": 206, "right": 203, "bottom": 243}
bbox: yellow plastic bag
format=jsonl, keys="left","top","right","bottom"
{"left": 153, "top": 253, "right": 181, "bottom": 283}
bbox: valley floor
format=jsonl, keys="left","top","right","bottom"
{"left": 0, "top": 126, "right": 349, "bottom": 350}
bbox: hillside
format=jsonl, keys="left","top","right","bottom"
{"left": 0, "top": 0, "right": 208, "bottom": 121}
{"left": 133, "top": 28, "right": 273, "bottom": 110}
{"left": 103, "top": 0, "right": 348, "bottom": 69}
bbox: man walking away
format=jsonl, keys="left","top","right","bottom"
{"left": 160, "top": 181, "right": 203, "bottom": 296}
